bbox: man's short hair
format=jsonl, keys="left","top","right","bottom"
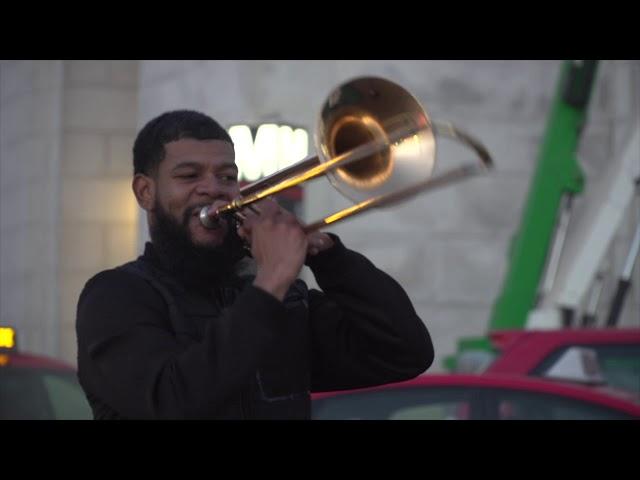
{"left": 133, "top": 110, "right": 233, "bottom": 176}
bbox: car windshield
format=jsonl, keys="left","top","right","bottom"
{"left": 311, "top": 384, "right": 637, "bottom": 420}
{"left": 312, "top": 387, "right": 476, "bottom": 420}
{"left": 0, "top": 367, "right": 92, "bottom": 420}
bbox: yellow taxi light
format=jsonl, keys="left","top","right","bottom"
{"left": 0, "top": 327, "right": 16, "bottom": 349}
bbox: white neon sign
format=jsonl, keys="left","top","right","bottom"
{"left": 228, "top": 124, "right": 309, "bottom": 182}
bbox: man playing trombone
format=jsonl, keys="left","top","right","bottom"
{"left": 75, "top": 109, "right": 434, "bottom": 419}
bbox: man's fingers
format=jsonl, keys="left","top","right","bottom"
{"left": 305, "top": 231, "right": 334, "bottom": 254}
{"left": 246, "top": 204, "right": 261, "bottom": 215}
{"left": 237, "top": 225, "right": 250, "bottom": 240}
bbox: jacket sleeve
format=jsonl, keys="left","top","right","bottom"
{"left": 305, "top": 234, "right": 434, "bottom": 392}
{"left": 76, "top": 269, "right": 290, "bottom": 419}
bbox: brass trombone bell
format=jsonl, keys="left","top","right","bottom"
{"left": 200, "top": 76, "right": 493, "bottom": 232}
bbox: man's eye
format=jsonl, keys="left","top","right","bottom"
{"left": 220, "top": 175, "right": 237, "bottom": 183}
{"left": 177, "top": 173, "right": 197, "bottom": 179}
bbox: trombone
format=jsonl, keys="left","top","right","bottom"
{"left": 200, "top": 76, "right": 493, "bottom": 232}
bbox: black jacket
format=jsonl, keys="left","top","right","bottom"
{"left": 76, "top": 235, "right": 433, "bottom": 419}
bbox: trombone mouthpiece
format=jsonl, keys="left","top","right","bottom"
{"left": 199, "top": 205, "right": 216, "bottom": 228}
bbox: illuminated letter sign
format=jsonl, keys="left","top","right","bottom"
{"left": 228, "top": 124, "right": 309, "bottom": 182}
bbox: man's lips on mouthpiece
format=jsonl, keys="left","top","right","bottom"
{"left": 194, "top": 205, "right": 226, "bottom": 229}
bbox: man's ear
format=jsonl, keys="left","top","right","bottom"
{"left": 132, "top": 174, "right": 156, "bottom": 211}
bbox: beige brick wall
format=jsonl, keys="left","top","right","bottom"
{"left": 0, "top": 60, "right": 140, "bottom": 366}
{"left": 57, "top": 60, "right": 140, "bottom": 366}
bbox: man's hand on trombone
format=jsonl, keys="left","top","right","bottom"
{"left": 237, "top": 198, "right": 334, "bottom": 301}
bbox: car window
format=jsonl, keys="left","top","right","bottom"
{"left": 532, "top": 344, "right": 640, "bottom": 394}
{"left": 0, "top": 368, "right": 92, "bottom": 420}
{"left": 482, "top": 388, "right": 634, "bottom": 420}
{"left": 0, "top": 369, "right": 52, "bottom": 419}
{"left": 312, "top": 387, "right": 477, "bottom": 420}
{"left": 41, "top": 372, "right": 93, "bottom": 419}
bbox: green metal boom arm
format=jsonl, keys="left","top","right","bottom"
{"left": 489, "top": 60, "right": 599, "bottom": 330}
{"left": 445, "top": 60, "right": 599, "bottom": 371}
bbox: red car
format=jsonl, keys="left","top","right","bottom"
{"left": 311, "top": 373, "right": 640, "bottom": 420}
{"left": 484, "top": 328, "right": 640, "bottom": 394}
{"left": 0, "top": 327, "right": 92, "bottom": 420}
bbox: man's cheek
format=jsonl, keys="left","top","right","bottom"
{"left": 181, "top": 206, "right": 196, "bottom": 228}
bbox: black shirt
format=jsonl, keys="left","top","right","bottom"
{"left": 76, "top": 236, "right": 433, "bottom": 419}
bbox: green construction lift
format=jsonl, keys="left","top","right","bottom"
{"left": 445, "top": 60, "right": 600, "bottom": 371}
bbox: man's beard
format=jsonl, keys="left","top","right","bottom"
{"left": 149, "top": 202, "right": 248, "bottom": 289}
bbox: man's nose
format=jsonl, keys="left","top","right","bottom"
{"left": 195, "top": 177, "right": 234, "bottom": 201}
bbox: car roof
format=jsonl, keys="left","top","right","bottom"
{"left": 312, "top": 373, "right": 640, "bottom": 416}
{"left": 0, "top": 351, "right": 76, "bottom": 371}
{"left": 489, "top": 327, "right": 640, "bottom": 350}
{"left": 486, "top": 328, "right": 640, "bottom": 375}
